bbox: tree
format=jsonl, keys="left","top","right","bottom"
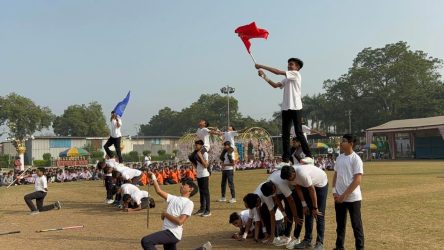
{"left": 53, "top": 102, "right": 109, "bottom": 137}
{"left": 320, "top": 41, "right": 444, "bottom": 134}
{"left": 0, "top": 93, "right": 53, "bottom": 169}
{"left": 139, "top": 94, "right": 244, "bottom": 136}
{"left": 0, "top": 93, "right": 53, "bottom": 141}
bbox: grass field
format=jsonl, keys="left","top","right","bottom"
{"left": 1, "top": 161, "right": 444, "bottom": 250}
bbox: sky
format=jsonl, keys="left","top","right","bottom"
{"left": 1, "top": 0, "right": 443, "bottom": 137}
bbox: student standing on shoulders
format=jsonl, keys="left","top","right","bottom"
{"left": 256, "top": 58, "right": 312, "bottom": 163}
{"left": 104, "top": 111, "right": 123, "bottom": 163}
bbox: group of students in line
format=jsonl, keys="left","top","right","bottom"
{"left": 228, "top": 134, "right": 364, "bottom": 250}
{"left": 0, "top": 166, "right": 100, "bottom": 187}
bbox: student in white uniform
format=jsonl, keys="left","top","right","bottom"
{"left": 194, "top": 140, "right": 211, "bottom": 217}
{"left": 332, "top": 134, "right": 364, "bottom": 250}
{"left": 122, "top": 190, "right": 155, "bottom": 212}
{"left": 23, "top": 168, "right": 61, "bottom": 215}
{"left": 255, "top": 181, "right": 287, "bottom": 245}
{"left": 265, "top": 169, "right": 304, "bottom": 248}
{"left": 189, "top": 119, "right": 216, "bottom": 168}
{"left": 280, "top": 158, "right": 328, "bottom": 250}
{"left": 256, "top": 58, "right": 312, "bottom": 162}
{"left": 141, "top": 172, "right": 198, "bottom": 250}
{"left": 219, "top": 141, "right": 236, "bottom": 203}
{"left": 104, "top": 111, "right": 123, "bottom": 163}
{"left": 229, "top": 209, "right": 255, "bottom": 239}
{"left": 217, "top": 126, "right": 238, "bottom": 164}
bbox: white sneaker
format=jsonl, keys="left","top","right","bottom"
{"left": 272, "top": 237, "right": 281, "bottom": 245}
{"left": 29, "top": 211, "right": 40, "bottom": 215}
{"left": 229, "top": 198, "right": 237, "bottom": 203}
{"left": 273, "top": 236, "right": 290, "bottom": 246}
{"left": 106, "top": 199, "right": 114, "bottom": 204}
{"left": 286, "top": 238, "right": 301, "bottom": 249}
{"left": 201, "top": 241, "right": 212, "bottom": 250}
{"left": 218, "top": 197, "right": 226, "bottom": 202}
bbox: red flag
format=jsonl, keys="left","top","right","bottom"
{"left": 235, "top": 22, "right": 269, "bottom": 53}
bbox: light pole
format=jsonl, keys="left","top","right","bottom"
{"left": 345, "top": 110, "right": 352, "bottom": 133}
{"left": 220, "top": 85, "right": 235, "bottom": 128}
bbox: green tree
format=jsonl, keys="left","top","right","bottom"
{"left": 320, "top": 41, "right": 444, "bottom": 134}
{"left": 0, "top": 93, "right": 53, "bottom": 149}
{"left": 139, "top": 94, "right": 243, "bottom": 136}
{"left": 142, "top": 150, "right": 151, "bottom": 156}
{"left": 53, "top": 102, "right": 109, "bottom": 137}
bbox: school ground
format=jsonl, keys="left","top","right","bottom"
{"left": 1, "top": 161, "right": 443, "bottom": 250}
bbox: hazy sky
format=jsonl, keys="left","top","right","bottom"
{"left": 1, "top": 0, "right": 443, "bottom": 137}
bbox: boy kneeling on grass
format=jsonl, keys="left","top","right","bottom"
{"left": 141, "top": 172, "right": 199, "bottom": 250}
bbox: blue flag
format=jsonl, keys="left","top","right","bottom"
{"left": 113, "top": 91, "right": 131, "bottom": 117}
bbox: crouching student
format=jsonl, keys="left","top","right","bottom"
{"left": 241, "top": 193, "right": 265, "bottom": 242}
{"left": 141, "top": 172, "right": 198, "bottom": 250}
{"left": 229, "top": 209, "right": 255, "bottom": 240}
{"left": 122, "top": 191, "right": 155, "bottom": 212}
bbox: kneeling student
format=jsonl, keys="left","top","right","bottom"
{"left": 141, "top": 172, "right": 198, "bottom": 250}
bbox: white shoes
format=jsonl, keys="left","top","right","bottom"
{"left": 273, "top": 236, "right": 292, "bottom": 246}
{"left": 286, "top": 238, "right": 301, "bottom": 249}
{"left": 218, "top": 197, "right": 226, "bottom": 202}
{"left": 201, "top": 241, "right": 212, "bottom": 250}
{"left": 106, "top": 199, "right": 114, "bottom": 204}
{"left": 229, "top": 198, "right": 237, "bottom": 203}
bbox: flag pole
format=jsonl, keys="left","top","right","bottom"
{"left": 248, "top": 52, "right": 257, "bottom": 64}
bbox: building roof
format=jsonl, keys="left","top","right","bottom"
{"left": 366, "top": 116, "right": 444, "bottom": 133}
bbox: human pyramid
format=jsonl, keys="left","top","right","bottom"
{"left": 21, "top": 23, "right": 365, "bottom": 250}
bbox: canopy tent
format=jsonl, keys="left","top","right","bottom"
{"left": 59, "top": 147, "right": 90, "bottom": 158}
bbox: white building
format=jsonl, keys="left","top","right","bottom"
{"left": 0, "top": 135, "right": 180, "bottom": 164}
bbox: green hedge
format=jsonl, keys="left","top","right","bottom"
{"left": 34, "top": 160, "right": 51, "bottom": 167}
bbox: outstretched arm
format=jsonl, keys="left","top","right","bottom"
{"left": 255, "top": 64, "right": 286, "bottom": 75}
{"left": 149, "top": 172, "right": 168, "bottom": 200}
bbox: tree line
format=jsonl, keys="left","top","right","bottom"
{"left": 1, "top": 41, "right": 443, "bottom": 142}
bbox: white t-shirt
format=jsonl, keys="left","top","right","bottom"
{"left": 35, "top": 175, "right": 48, "bottom": 192}
{"left": 163, "top": 194, "right": 194, "bottom": 240}
{"left": 121, "top": 168, "right": 142, "bottom": 180}
{"left": 248, "top": 208, "right": 261, "bottom": 222}
{"left": 295, "top": 164, "right": 328, "bottom": 188}
{"left": 267, "top": 170, "right": 293, "bottom": 197}
{"left": 334, "top": 152, "right": 364, "bottom": 202}
{"left": 223, "top": 151, "right": 234, "bottom": 170}
{"left": 132, "top": 190, "right": 149, "bottom": 205}
{"left": 106, "top": 158, "right": 118, "bottom": 168}
{"left": 239, "top": 209, "right": 254, "bottom": 232}
{"left": 111, "top": 117, "right": 122, "bottom": 138}
{"left": 114, "top": 164, "right": 129, "bottom": 173}
{"left": 196, "top": 128, "right": 210, "bottom": 150}
{"left": 196, "top": 152, "right": 210, "bottom": 178}
{"left": 121, "top": 183, "right": 139, "bottom": 196}
{"left": 223, "top": 131, "right": 238, "bottom": 146}
{"left": 280, "top": 71, "right": 302, "bottom": 111}
{"left": 275, "top": 208, "right": 284, "bottom": 221}
{"left": 254, "top": 182, "right": 275, "bottom": 210}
